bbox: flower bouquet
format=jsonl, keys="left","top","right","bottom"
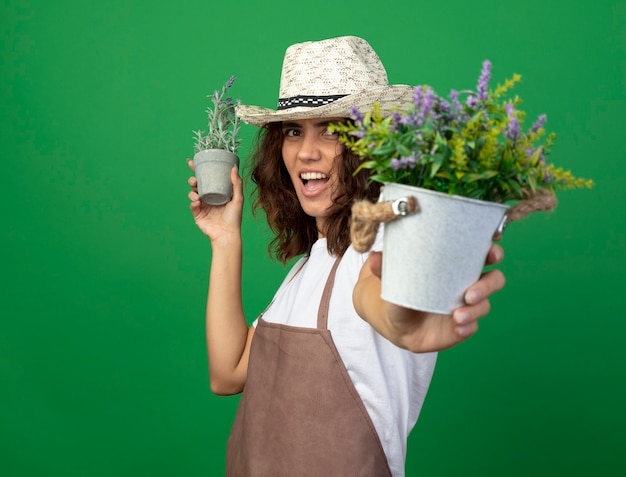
{"left": 329, "top": 61, "right": 593, "bottom": 313}
{"left": 192, "top": 75, "right": 242, "bottom": 205}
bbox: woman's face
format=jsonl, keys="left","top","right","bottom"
{"left": 281, "top": 118, "right": 344, "bottom": 234}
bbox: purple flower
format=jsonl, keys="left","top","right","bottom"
{"left": 410, "top": 86, "right": 436, "bottom": 127}
{"left": 446, "top": 90, "right": 466, "bottom": 123}
{"left": 449, "top": 89, "right": 461, "bottom": 110}
{"left": 391, "top": 110, "right": 402, "bottom": 131}
{"left": 432, "top": 98, "right": 450, "bottom": 122}
{"left": 225, "top": 75, "right": 236, "bottom": 90}
{"left": 390, "top": 159, "right": 403, "bottom": 170}
{"left": 413, "top": 86, "right": 423, "bottom": 109}
{"left": 437, "top": 99, "right": 450, "bottom": 115}
{"left": 530, "top": 114, "right": 547, "bottom": 134}
{"left": 422, "top": 87, "right": 436, "bottom": 116}
{"left": 542, "top": 172, "right": 552, "bottom": 183}
{"left": 400, "top": 112, "right": 418, "bottom": 127}
{"left": 390, "top": 154, "right": 417, "bottom": 171}
{"left": 505, "top": 103, "right": 520, "bottom": 141}
{"left": 404, "top": 154, "right": 417, "bottom": 166}
{"left": 477, "top": 60, "right": 491, "bottom": 100}
{"left": 466, "top": 95, "right": 479, "bottom": 109}
{"left": 506, "top": 117, "right": 520, "bottom": 141}
{"left": 350, "top": 105, "right": 365, "bottom": 123}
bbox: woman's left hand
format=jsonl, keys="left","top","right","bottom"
{"left": 355, "top": 244, "right": 506, "bottom": 353}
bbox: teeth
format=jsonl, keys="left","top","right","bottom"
{"left": 300, "top": 172, "right": 328, "bottom": 180}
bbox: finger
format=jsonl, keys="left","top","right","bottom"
{"left": 485, "top": 244, "right": 504, "bottom": 266}
{"left": 190, "top": 200, "right": 202, "bottom": 213}
{"left": 464, "top": 269, "right": 505, "bottom": 305}
{"left": 454, "top": 317, "right": 479, "bottom": 338}
{"left": 187, "top": 158, "right": 195, "bottom": 172}
{"left": 188, "top": 189, "right": 201, "bottom": 203}
{"left": 454, "top": 298, "right": 491, "bottom": 327}
{"left": 188, "top": 176, "right": 198, "bottom": 189}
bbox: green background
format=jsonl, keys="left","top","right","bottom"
{"left": 2, "top": 0, "right": 624, "bottom": 475}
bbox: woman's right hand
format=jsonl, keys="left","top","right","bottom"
{"left": 187, "top": 159, "right": 244, "bottom": 242}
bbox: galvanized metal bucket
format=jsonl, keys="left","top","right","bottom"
{"left": 379, "top": 183, "right": 509, "bottom": 314}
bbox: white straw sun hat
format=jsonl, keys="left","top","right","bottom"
{"left": 235, "top": 36, "right": 415, "bottom": 127}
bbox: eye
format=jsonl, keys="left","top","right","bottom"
{"left": 283, "top": 128, "right": 300, "bottom": 137}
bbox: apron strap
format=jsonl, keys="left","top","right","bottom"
{"left": 317, "top": 256, "right": 343, "bottom": 330}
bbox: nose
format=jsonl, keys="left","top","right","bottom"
{"left": 296, "top": 134, "right": 322, "bottom": 162}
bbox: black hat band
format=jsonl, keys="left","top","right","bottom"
{"left": 277, "top": 94, "right": 348, "bottom": 110}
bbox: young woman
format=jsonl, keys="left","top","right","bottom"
{"left": 187, "top": 36, "right": 505, "bottom": 477}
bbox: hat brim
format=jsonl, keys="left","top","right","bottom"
{"left": 236, "top": 85, "right": 415, "bottom": 127}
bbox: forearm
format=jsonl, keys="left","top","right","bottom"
{"left": 206, "top": 233, "right": 250, "bottom": 394}
{"left": 353, "top": 274, "right": 429, "bottom": 350}
{"left": 353, "top": 251, "right": 503, "bottom": 353}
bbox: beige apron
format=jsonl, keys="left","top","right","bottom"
{"left": 226, "top": 257, "right": 392, "bottom": 476}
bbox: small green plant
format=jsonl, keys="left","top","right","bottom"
{"left": 329, "top": 61, "right": 593, "bottom": 203}
{"left": 193, "top": 75, "right": 241, "bottom": 155}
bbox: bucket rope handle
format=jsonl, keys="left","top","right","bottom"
{"left": 492, "top": 188, "right": 558, "bottom": 241}
{"left": 350, "top": 189, "right": 558, "bottom": 253}
{"left": 351, "top": 196, "right": 419, "bottom": 253}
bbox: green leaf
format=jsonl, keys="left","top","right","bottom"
{"left": 430, "top": 153, "right": 445, "bottom": 178}
{"left": 508, "top": 179, "right": 523, "bottom": 198}
{"left": 371, "top": 143, "right": 398, "bottom": 156}
{"left": 528, "top": 147, "right": 543, "bottom": 166}
{"left": 396, "top": 144, "right": 412, "bottom": 157}
{"left": 475, "top": 135, "right": 487, "bottom": 150}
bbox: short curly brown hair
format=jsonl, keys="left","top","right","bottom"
{"left": 249, "top": 122, "right": 381, "bottom": 264}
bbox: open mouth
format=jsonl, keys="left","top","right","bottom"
{"left": 300, "top": 172, "right": 329, "bottom": 191}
